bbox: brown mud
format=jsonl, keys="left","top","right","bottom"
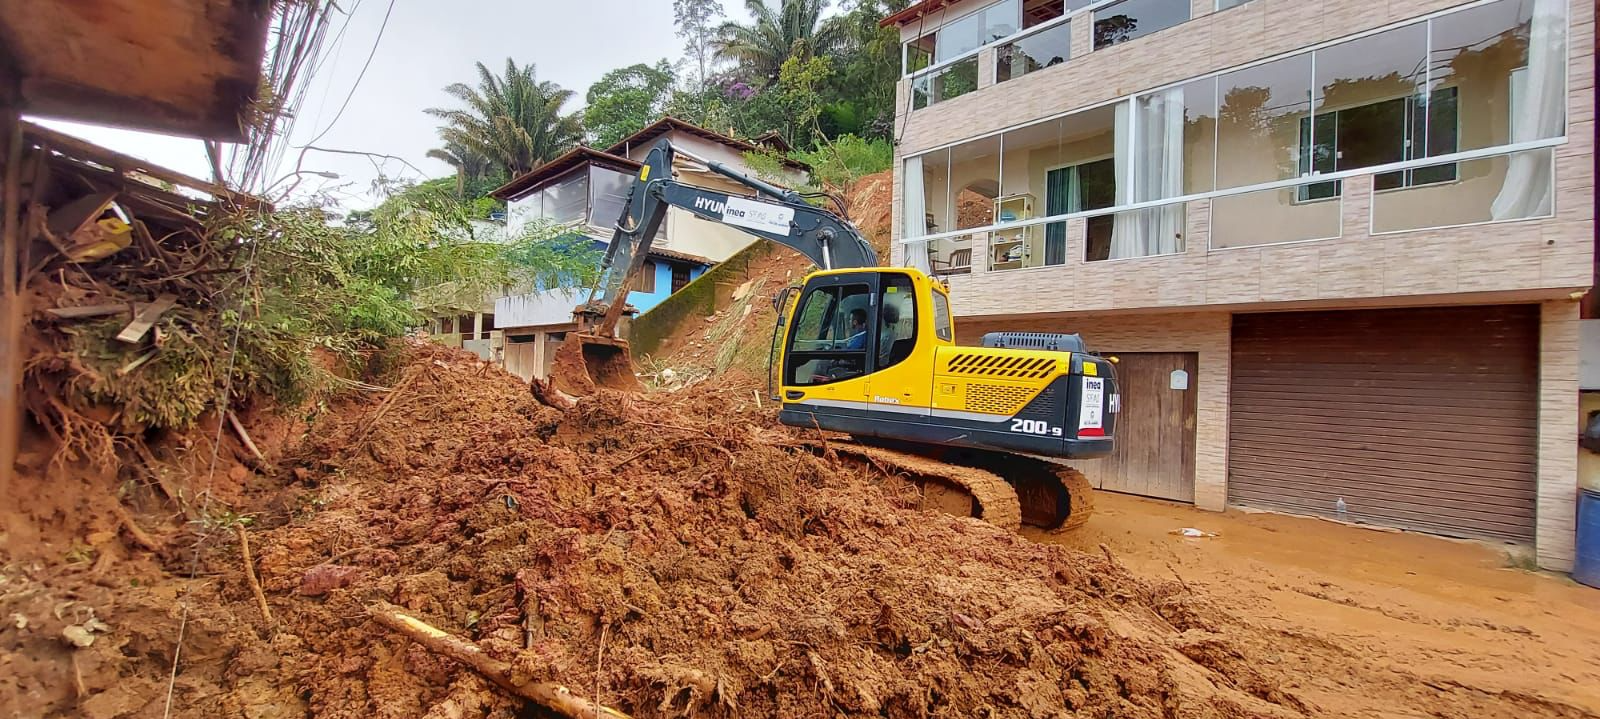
{"left": 5, "top": 342, "right": 1596, "bottom": 718}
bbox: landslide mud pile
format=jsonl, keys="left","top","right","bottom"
{"left": 202, "top": 342, "right": 1304, "bottom": 718}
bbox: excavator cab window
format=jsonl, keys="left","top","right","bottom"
{"left": 931, "top": 289, "right": 952, "bottom": 342}
{"left": 875, "top": 274, "right": 917, "bottom": 370}
{"left": 785, "top": 281, "right": 873, "bottom": 385}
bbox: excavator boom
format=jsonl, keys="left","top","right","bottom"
{"left": 551, "top": 138, "right": 876, "bottom": 394}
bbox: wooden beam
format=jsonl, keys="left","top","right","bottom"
{"left": 114, "top": 293, "right": 177, "bottom": 343}
{"left": 1, "top": 106, "right": 23, "bottom": 497}
{"left": 365, "top": 602, "right": 631, "bottom": 719}
{"left": 20, "top": 122, "right": 261, "bottom": 208}
{"left": 44, "top": 303, "right": 136, "bottom": 320}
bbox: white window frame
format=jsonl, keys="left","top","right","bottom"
{"left": 898, "top": 0, "right": 1570, "bottom": 250}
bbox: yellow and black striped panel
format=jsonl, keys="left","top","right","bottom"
{"left": 940, "top": 352, "right": 1060, "bottom": 379}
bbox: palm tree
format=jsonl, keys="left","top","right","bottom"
{"left": 425, "top": 139, "right": 497, "bottom": 198}
{"left": 425, "top": 59, "right": 583, "bottom": 179}
{"left": 714, "top": 0, "right": 848, "bottom": 88}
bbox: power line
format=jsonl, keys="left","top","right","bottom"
{"left": 302, "top": 0, "right": 398, "bottom": 148}
{"left": 306, "top": 0, "right": 367, "bottom": 134}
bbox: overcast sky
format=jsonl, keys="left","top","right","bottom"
{"left": 32, "top": 0, "right": 756, "bottom": 209}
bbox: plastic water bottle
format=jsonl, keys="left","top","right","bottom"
{"left": 1335, "top": 497, "right": 1348, "bottom": 521}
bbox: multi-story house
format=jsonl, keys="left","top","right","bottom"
{"left": 885, "top": 0, "right": 1592, "bottom": 570}
{"left": 487, "top": 117, "right": 808, "bottom": 380}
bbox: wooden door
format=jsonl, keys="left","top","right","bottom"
{"left": 1088, "top": 352, "right": 1197, "bottom": 502}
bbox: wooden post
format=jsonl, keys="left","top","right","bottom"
{"left": 0, "top": 106, "right": 24, "bottom": 497}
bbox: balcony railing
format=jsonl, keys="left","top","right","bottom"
{"left": 903, "top": 141, "right": 1563, "bottom": 274}
{"left": 904, "top": 0, "right": 1192, "bottom": 109}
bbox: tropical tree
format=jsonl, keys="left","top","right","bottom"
{"left": 425, "top": 59, "right": 583, "bottom": 179}
{"left": 583, "top": 61, "right": 677, "bottom": 147}
{"left": 713, "top": 0, "right": 849, "bottom": 88}
{"left": 424, "top": 138, "right": 498, "bottom": 199}
{"left": 674, "top": 0, "right": 725, "bottom": 93}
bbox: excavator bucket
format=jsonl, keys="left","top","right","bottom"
{"left": 548, "top": 332, "right": 641, "bottom": 395}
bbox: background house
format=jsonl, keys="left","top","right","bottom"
{"left": 886, "top": 0, "right": 1592, "bottom": 570}
{"left": 483, "top": 117, "right": 808, "bottom": 380}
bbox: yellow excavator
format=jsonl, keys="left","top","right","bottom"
{"left": 555, "top": 139, "right": 1118, "bottom": 533}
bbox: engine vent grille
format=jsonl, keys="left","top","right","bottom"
{"left": 943, "top": 353, "right": 1057, "bottom": 379}
{"left": 981, "top": 331, "right": 1085, "bottom": 352}
{"left": 964, "top": 383, "right": 1035, "bottom": 415}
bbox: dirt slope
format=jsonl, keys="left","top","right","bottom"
{"left": 4, "top": 342, "right": 1595, "bottom": 718}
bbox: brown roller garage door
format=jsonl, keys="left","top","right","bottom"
{"left": 1228, "top": 305, "right": 1538, "bottom": 542}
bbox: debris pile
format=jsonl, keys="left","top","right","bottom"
{"left": 197, "top": 342, "right": 1297, "bottom": 718}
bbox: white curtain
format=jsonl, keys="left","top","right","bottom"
{"left": 1490, "top": 0, "right": 1564, "bottom": 220}
{"left": 901, "top": 156, "right": 932, "bottom": 272}
{"left": 1111, "top": 89, "right": 1186, "bottom": 259}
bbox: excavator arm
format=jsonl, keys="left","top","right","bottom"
{"left": 584, "top": 138, "right": 878, "bottom": 337}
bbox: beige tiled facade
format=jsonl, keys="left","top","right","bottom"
{"left": 891, "top": 0, "right": 1596, "bottom": 569}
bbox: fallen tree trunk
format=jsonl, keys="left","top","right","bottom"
{"left": 365, "top": 601, "right": 630, "bottom": 719}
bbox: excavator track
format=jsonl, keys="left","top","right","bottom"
{"left": 831, "top": 443, "right": 1022, "bottom": 531}
{"left": 823, "top": 439, "right": 1093, "bottom": 533}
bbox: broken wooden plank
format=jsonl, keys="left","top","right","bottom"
{"left": 365, "top": 601, "right": 631, "bottom": 719}
{"left": 114, "top": 293, "right": 176, "bottom": 343}
{"left": 116, "top": 349, "right": 158, "bottom": 376}
{"left": 45, "top": 302, "right": 135, "bottom": 320}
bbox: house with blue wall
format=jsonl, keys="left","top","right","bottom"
{"left": 482, "top": 118, "right": 807, "bottom": 381}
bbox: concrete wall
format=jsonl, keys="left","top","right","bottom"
{"left": 1539, "top": 299, "right": 1581, "bottom": 570}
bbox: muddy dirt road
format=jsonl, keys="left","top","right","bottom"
{"left": 1038, "top": 493, "right": 1600, "bottom": 716}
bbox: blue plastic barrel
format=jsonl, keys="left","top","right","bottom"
{"left": 1577, "top": 489, "right": 1600, "bottom": 588}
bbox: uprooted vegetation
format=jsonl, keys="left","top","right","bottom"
{"left": 13, "top": 342, "right": 1596, "bottom": 718}
{"left": 6, "top": 342, "right": 1302, "bottom": 718}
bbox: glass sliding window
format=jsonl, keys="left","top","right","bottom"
{"left": 906, "top": 33, "right": 936, "bottom": 74}
{"left": 1216, "top": 52, "right": 1311, "bottom": 189}
{"left": 1021, "top": 0, "right": 1065, "bottom": 28}
{"left": 949, "top": 136, "right": 1001, "bottom": 232}
{"left": 1296, "top": 22, "right": 1429, "bottom": 200}
{"left": 937, "top": 10, "right": 986, "bottom": 62}
{"left": 912, "top": 57, "right": 981, "bottom": 109}
{"left": 936, "top": 56, "right": 980, "bottom": 104}
{"left": 1429, "top": 0, "right": 1566, "bottom": 155}
{"left": 1093, "top": 0, "right": 1190, "bottom": 50}
{"left": 997, "top": 20, "right": 1070, "bottom": 83}
{"left": 982, "top": 0, "right": 1022, "bottom": 42}
{"left": 1217, "top": 0, "right": 1253, "bottom": 9}
{"left": 935, "top": 0, "right": 1018, "bottom": 62}
{"left": 905, "top": 149, "right": 951, "bottom": 238}
{"left": 541, "top": 172, "right": 588, "bottom": 225}
{"left": 946, "top": 136, "right": 1001, "bottom": 268}
{"left": 1133, "top": 76, "right": 1217, "bottom": 196}
{"left": 588, "top": 167, "right": 632, "bottom": 229}
{"left": 1370, "top": 147, "right": 1554, "bottom": 233}
{"left": 995, "top": 105, "right": 1117, "bottom": 267}
{"left": 1211, "top": 185, "right": 1341, "bottom": 249}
